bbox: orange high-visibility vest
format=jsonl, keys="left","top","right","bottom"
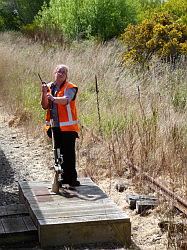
{"left": 45, "top": 81, "right": 79, "bottom": 132}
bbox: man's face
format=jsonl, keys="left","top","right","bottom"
{"left": 55, "top": 68, "right": 67, "bottom": 82}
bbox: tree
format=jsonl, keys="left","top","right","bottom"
{"left": 15, "top": 0, "right": 50, "bottom": 24}
{"left": 0, "top": 0, "right": 49, "bottom": 30}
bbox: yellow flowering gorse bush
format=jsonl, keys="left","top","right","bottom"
{"left": 121, "top": 12, "right": 187, "bottom": 65}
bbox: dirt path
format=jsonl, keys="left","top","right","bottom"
{"left": 0, "top": 104, "right": 53, "bottom": 206}
{"left": 0, "top": 104, "right": 170, "bottom": 250}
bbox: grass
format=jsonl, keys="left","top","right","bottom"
{"left": 0, "top": 31, "right": 187, "bottom": 234}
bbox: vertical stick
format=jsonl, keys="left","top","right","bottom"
{"left": 52, "top": 171, "right": 60, "bottom": 193}
{"left": 95, "top": 75, "right": 102, "bottom": 136}
{"left": 51, "top": 128, "right": 60, "bottom": 193}
{"left": 38, "top": 73, "right": 43, "bottom": 83}
{"left": 137, "top": 85, "right": 146, "bottom": 119}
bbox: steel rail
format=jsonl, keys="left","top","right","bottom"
{"left": 125, "top": 158, "right": 187, "bottom": 216}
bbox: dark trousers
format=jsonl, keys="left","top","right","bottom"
{"left": 52, "top": 128, "right": 78, "bottom": 184}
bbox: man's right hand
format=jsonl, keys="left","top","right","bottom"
{"left": 41, "top": 83, "right": 48, "bottom": 94}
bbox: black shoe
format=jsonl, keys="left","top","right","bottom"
{"left": 69, "top": 180, "right": 80, "bottom": 187}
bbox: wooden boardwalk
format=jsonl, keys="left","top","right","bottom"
{"left": 19, "top": 177, "right": 131, "bottom": 248}
{"left": 0, "top": 204, "right": 37, "bottom": 245}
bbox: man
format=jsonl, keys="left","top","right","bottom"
{"left": 41, "top": 64, "right": 80, "bottom": 186}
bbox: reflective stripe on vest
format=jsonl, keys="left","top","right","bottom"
{"left": 66, "top": 103, "right": 73, "bottom": 121}
{"left": 46, "top": 119, "right": 79, "bottom": 127}
{"left": 59, "top": 120, "right": 79, "bottom": 126}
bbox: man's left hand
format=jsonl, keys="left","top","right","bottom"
{"left": 47, "top": 94, "right": 55, "bottom": 102}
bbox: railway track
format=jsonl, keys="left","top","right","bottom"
{"left": 125, "top": 158, "right": 187, "bottom": 216}
{"left": 125, "top": 158, "right": 187, "bottom": 249}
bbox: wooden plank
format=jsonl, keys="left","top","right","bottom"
{"left": 126, "top": 194, "right": 157, "bottom": 209}
{"left": 39, "top": 220, "right": 131, "bottom": 247}
{"left": 32, "top": 186, "right": 51, "bottom": 196}
{"left": 0, "top": 206, "right": 7, "bottom": 216}
{"left": 21, "top": 202, "right": 117, "bottom": 214}
{"left": 20, "top": 195, "right": 113, "bottom": 209}
{"left": 2, "top": 217, "right": 27, "bottom": 233}
{"left": 0, "top": 220, "right": 5, "bottom": 234}
{"left": 22, "top": 216, "right": 37, "bottom": 231}
{"left": 1, "top": 216, "right": 37, "bottom": 233}
{"left": 23, "top": 191, "right": 108, "bottom": 202}
{"left": 19, "top": 185, "right": 106, "bottom": 198}
{"left": 31, "top": 203, "right": 119, "bottom": 213}
{"left": 18, "top": 185, "right": 99, "bottom": 201}
{"left": 6, "top": 204, "right": 28, "bottom": 215}
{"left": 31, "top": 203, "right": 120, "bottom": 213}
{"left": 0, "top": 216, "right": 38, "bottom": 245}
{"left": 38, "top": 213, "right": 130, "bottom": 225}
{"left": 19, "top": 194, "right": 114, "bottom": 207}
{"left": 29, "top": 196, "right": 115, "bottom": 205}
{"left": 19, "top": 178, "right": 95, "bottom": 189}
{"left": 136, "top": 200, "right": 157, "bottom": 214}
{"left": 19, "top": 193, "right": 108, "bottom": 207}
{"left": 33, "top": 208, "right": 122, "bottom": 220}
{"left": 19, "top": 181, "right": 51, "bottom": 189}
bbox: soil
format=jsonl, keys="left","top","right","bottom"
{"left": 0, "top": 104, "right": 175, "bottom": 250}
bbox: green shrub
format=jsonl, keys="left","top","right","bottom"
{"left": 135, "top": 0, "right": 163, "bottom": 22}
{"left": 35, "top": 0, "right": 137, "bottom": 41}
{"left": 15, "top": 0, "right": 50, "bottom": 25}
{"left": 121, "top": 12, "right": 187, "bottom": 65}
{"left": 0, "top": 0, "right": 49, "bottom": 31}
{"left": 0, "top": 1, "right": 21, "bottom": 30}
{"left": 171, "top": 86, "right": 187, "bottom": 112}
{"left": 0, "top": 16, "right": 5, "bottom": 30}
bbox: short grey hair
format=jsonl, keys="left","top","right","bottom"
{"left": 55, "top": 64, "right": 69, "bottom": 74}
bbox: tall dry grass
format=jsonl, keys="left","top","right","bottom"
{"left": 0, "top": 31, "right": 187, "bottom": 203}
